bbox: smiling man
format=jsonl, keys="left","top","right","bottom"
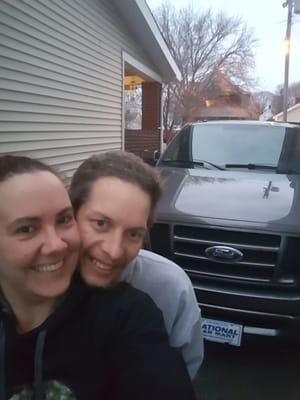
{"left": 69, "top": 151, "right": 204, "bottom": 380}
{"left": 75, "top": 175, "right": 150, "bottom": 288}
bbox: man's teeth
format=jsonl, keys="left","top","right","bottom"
{"left": 92, "top": 258, "right": 113, "bottom": 271}
{"left": 34, "top": 261, "right": 63, "bottom": 272}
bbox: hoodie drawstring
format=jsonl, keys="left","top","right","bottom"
{"left": 0, "top": 324, "right": 47, "bottom": 400}
{"left": 33, "top": 329, "right": 47, "bottom": 400}
{"left": 0, "top": 321, "right": 6, "bottom": 400}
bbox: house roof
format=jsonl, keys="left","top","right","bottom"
{"left": 199, "top": 70, "right": 248, "bottom": 96}
{"left": 112, "top": 0, "right": 181, "bottom": 82}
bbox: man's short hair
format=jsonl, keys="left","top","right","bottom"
{"left": 69, "top": 151, "right": 162, "bottom": 225}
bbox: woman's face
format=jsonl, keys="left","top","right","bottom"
{"left": 0, "top": 171, "right": 80, "bottom": 305}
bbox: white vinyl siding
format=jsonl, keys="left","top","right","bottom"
{"left": 0, "top": 0, "right": 156, "bottom": 178}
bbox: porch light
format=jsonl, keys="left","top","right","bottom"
{"left": 130, "top": 80, "right": 137, "bottom": 100}
{"left": 124, "top": 75, "right": 145, "bottom": 101}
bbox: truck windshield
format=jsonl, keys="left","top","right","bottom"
{"left": 160, "top": 124, "right": 300, "bottom": 173}
{"left": 191, "top": 124, "right": 285, "bottom": 167}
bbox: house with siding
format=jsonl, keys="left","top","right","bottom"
{"left": 0, "top": 0, "right": 181, "bottom": 178}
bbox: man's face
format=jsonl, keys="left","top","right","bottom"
{"left": 76, "top": 177, "right": 151, "bottom": 287}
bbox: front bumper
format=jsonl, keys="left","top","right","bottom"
{"left": 195, "top": 286, "right": 300, "bottom": 341}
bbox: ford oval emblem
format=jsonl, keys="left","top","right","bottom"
{"left": 205, "top": 246, "right": 243, "bottom": 263}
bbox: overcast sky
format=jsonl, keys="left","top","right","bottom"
{"left": 146, "top": 0, "right": 300, "bottom": 93}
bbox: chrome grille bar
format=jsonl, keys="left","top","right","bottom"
{"left": 173, "top": 235, "right": 280, "bottom": 252}
{"left": 183, "top": 268, "right": 270, "bottom": 282}
{"left": 174, "top": 251, "right": 276, "bottom": 268}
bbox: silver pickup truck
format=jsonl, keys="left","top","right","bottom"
{"left": 150, "top": 120, "right": 300, "bottom": 346}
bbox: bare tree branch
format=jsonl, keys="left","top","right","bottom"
{"left": 153, "top": 3, "right": 257, "bottom": 130}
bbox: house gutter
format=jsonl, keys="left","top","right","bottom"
{"left": 112, "top": 0, "right": 182, "bottom": 82}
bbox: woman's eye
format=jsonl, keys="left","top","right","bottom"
{"left": 58, "top": 214, "right": 74, "bottom": 225}
{"left": 17, "top": 225, "right": 35, "bottom": 234}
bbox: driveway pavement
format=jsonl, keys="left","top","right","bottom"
{"left": 194, "top": 340, "right": 300, "bottom": 400}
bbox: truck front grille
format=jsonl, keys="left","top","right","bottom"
{"left": 173, "top": 225, "right": 280, "bottom": 283}
{"left": 150, "top": 223, "right": 300, "bottom": 286}
{"left": 150, "top": 223, "right": 300, "bottom": 290}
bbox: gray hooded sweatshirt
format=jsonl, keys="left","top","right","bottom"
{"left": 121, "top": 249, "right": 204, "bottom": 379}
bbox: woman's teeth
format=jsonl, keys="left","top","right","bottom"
{"left": 33, "top": 260, "right": 63, "bottom": 272}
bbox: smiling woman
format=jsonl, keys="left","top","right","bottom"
{"left": 0, "top": 156, "right": 80, "bottom": 328}
{"left": 0, "top": 155, "right": 196, "bottom": 400}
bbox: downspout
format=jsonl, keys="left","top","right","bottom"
{"left": 160, "top": 83, "right": 164, "bottom": 154}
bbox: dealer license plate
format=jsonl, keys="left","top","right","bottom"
{"left": 202, "top": 318, "right": 243, "bottom": 346}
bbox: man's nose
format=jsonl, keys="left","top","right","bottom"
{"left": 102, "top": 232, "right": 124, "bottom": 261}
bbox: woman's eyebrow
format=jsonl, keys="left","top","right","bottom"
{"left": 7, "top": 207, "right": 74, "bottom": 230}
{"left": 56, "top": 207, "right": 74, "bottom": 217}
{"left": 7, "top": 217, "right": 39, "bottom": 231}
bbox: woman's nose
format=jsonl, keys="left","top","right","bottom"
{"left": 40, "top": 227, "right": 68, "bottom": 255}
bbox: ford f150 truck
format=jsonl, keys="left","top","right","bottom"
{"left": 150, "top": 120, "right": 300, "bottom": 345}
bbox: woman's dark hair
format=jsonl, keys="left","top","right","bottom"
{"left": 69, "top": 151, "right": 163, "bottom": 225}
{"left": 0, "top": 155, "right": 59, "bottom": 183}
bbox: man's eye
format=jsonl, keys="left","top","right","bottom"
{"left": 128, "top": 231, "right": 144, "bottom": 241}
{"left": 96, "top": 219, "right": 107, "bottom": 227}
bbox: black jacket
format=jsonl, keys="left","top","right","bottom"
{"left": 0, "top": 275, "right": 196, "bottom": 399}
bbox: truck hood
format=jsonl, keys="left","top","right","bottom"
{"left": 157, "top": 167, "right": 300, "bottom": 232}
